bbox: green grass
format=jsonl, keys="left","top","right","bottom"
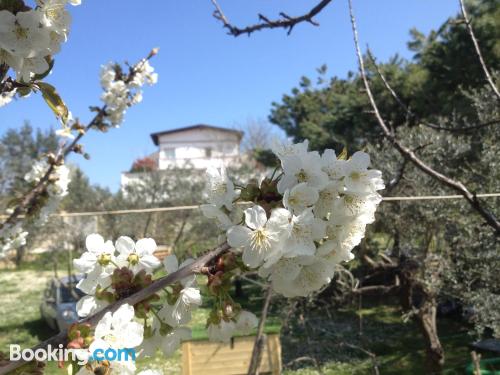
{"left": 0, "top": 269, "right": 495, "bottom": 375}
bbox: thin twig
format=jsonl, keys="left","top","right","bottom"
{"left": 458, "top": 0, "right": 500, "bottom": 100}
{"left": 347, "top": 0, "right": 500, "bottom": 233}
{"left": 210, "top": 0, "right": 332, "bottom": 36}
{"left": 247, "top": 287, "right": 273, "bottom": 375}
{"left": 366, "top": 50, "right": 500, "bottom": 133}
{"left": 0, "top": 242, "right": 230, "bottom": 375}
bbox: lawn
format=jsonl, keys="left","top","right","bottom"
{"left": 0, "top": 269, "right": 491, "bottom": 374}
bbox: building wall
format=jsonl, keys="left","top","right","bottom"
{"left": 157, "top": 128, "right": 241, "bottom": 170}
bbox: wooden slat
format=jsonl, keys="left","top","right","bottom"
{"left": 182, "top": 334, "right": 281, "bottom": 375}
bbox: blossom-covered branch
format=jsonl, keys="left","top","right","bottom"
{"left": 0, "top": 241, "right": 230, "bottom": 374}
{"left": 0, "top": 50, "right": 158, "bottom": 258}
{"left": 210, "top": 0, "right": 332, "bottom": 36}
{"left": 0, "top": 0, "right": 81, "bottom": 110}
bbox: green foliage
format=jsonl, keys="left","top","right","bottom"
{"left": 0, "top": 122, "right": 58, "bottom": 197}
{"left": 269, "top": 0, "right": 499, "bottom": 152}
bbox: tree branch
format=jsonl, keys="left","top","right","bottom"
{"left": 247, "top": 287, "right": 273, "bottom": 375}
{"left": 352, "top": 282, "right": 400, "bottom": 296}
{"left": 347, "top": 0, "right": 500, "bottom": 234}
{"left": 210, "top": 0, "right": 332, "bottom": 37}
{"left": 458, "top": 0, "right": 500, "bottom": 101}
{"left": 0, "top": 242, "right": 230, "bottom": 375}
{"left": 366, "top": 50, "right": 500, "bottom": 133}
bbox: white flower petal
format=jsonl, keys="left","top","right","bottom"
{"left": 135, "top": 238, "right": 157, "bottom": 256}
{"left": 85, "top": 233, "right": 104, "bottom": 254}
{"left": 115, "top": 236, "right": 135, "bottom": 255}
{"left": 244, "top": 205, "right": 267, "bottom": 230}
{"left": 227, "top": 225, "right": 252, "bottom": 248}
{"left": 163, "top": 254, "right": 178, "bottom": 274}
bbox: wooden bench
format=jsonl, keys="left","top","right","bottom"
{"left": 182, "top": 334, "right": 282, "bottom": 375}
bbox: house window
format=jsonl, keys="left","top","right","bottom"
{"left": 205, "top": 147, "right": 212, "bottom": 158}
{"left": 164, "top": 148, "right": 175, "bottom": 159}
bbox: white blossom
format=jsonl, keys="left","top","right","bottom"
{"left": 271, "top": 257, "right": 334, "bottom": 297}
{"left": 93, "top": 303, "right": 143, "bottom": 348}
{"left": 271, "top": 138, "right": 309, "bottom": 161}
{"left": 227, "top": 205, "right": 291, "bottom": 268}
{"left": 115, "top": 236, "right": 161, "bottom": 274}
{"left": 0, "top": 223, "right": 28, "bottom": 258}
{"left": 207, "top": 320, "right": 237, "bottom": 343}
{"left": 73, "top": 233, "right": 116, "bottom": 276}
{"left": 277, "top": 152, "right": 329, "bottom": 194}
{"left": 141, "top": 326, "right": 191, "bottom": 358}
{"left": 343, "top": 151, "right": 385, "bottom": 193}
{"left": 205, "top": 165, "right": 238, "bottom": 210}
{"left": 75, "top": 292, "right": 109, "bottom": 318}
{"left": 0, "top": 10, "right": 49, "bottom": 58}
{"left": 281, "top": 208, "right": 325, "bottom": 258}
{"left": 158, "top": 287, "right": 202, "bottom": 327}
{"left": 0, "top": 88, "right": 16, "bottom": 107}
{"left": 138, "top": 370, "right": 163, "bottom": 375}
{"left": 163, "top": 254, "right": 196, "bottom": 287}
{"left": 201, "top": 139, "right": 384, "bottom": 298}
{"left": 283, "top": 182, "right": 319, "bottom": 214}
{"left": 0, "top": 1, "right": 80, "bottom": 82}
{"left": 321, "top": 149, "right": 347, "bottom": 181}
{"left": 235, "top": 311, "right": 258, "bottom": 334}
{"left": 99, "top": 60, "right": 158, "bottom": 127}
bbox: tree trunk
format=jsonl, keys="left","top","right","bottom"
{"left": 15, "top": 246, "right": 25, "bottom": 267}
{"left": 415, "top": 296, "right": 444, "bottom": 373}
{"left": 399, "top": 260, "right": 444, "bottom": 373}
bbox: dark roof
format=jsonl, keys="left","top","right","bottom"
{"left": 150, "top": 124, "right": 244, "bottom": 145}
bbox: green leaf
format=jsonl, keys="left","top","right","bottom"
{"left": 37, "top": 82, "right": 69, "bottom": 124}
{"left": 337, "top": 147, "right": 348, "bottom": 160}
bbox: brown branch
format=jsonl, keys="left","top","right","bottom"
{"left": 348, "top": 0, "right": 500, "bottom": 234}
{"left": 0, "top": 242, "right": 230, "bottom": 375}
{"left": 362, "top": 254, "right": 397, "bottom": 271}
{"left": 459, "top": 0, "right": 500, "bottom": 101}
{"left": 366, "top": 50, "right": 500, "bottom": 133}
{"left": 210, "top": 0, "right": 332, "bottom": 37}
{"left": 352, "top": 284, "right": 399, "bottom": 296}
{"left": 247, "top": 287, "right": 273, "bottom": 375}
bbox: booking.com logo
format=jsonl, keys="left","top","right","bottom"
{"left": 10, "top": 344, "right": 136, "bottom": 365}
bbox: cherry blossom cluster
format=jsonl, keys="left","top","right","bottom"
{"left": 69, "top": 233, "right": 258, "bottom": 374}
{"left": 100, "top": 58, "right": 158, "bottom": 126}
{"left": 71, "top": 234, "right": 181, "bottom": 374}
{"left": 0, "top": 159, "right": 69, "bottom": 257}
{"left": 0, "top": 0, "right": 81, "bottom": 84}
{"left": 24, "top": 158, "right": 70, "bottom": 223}
{"left": 0, "top": 222, "right": 28, "bottom": 258}
{"left": 201, "top": 139, "right": 384, "bottom": 298}
{"left": 0, "top": 88, "right": 16, "bottom": 107}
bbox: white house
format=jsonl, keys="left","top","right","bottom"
{"left": 151, "top": 124, "right": 243, "bottom": 170}
{"left": 120, "top": 124, "right": 243, "bottom": 190}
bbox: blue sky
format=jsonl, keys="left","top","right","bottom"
{"left": 1, "top": 0, "right": 459, "bottom": 191}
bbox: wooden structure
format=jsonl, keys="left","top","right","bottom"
{"left": 182, "top": 334, "right": 281, "bottom": 375}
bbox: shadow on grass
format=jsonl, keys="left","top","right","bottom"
{"left": 278, "top": 297, "right": 476, "bottom": 375}
{"left": 0, "top": 318, "right": 57, "bottom": 348}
